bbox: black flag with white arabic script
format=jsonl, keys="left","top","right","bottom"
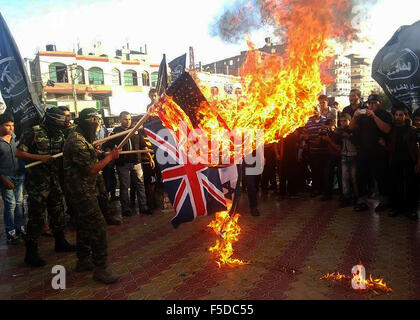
{"left": 0, "top": 12, "right": 44, "bottom": 139}
{"left": 372, "top": 20, "right": 420, "bottom": 113}
{"left": 168, "top": 53, "right": 186, "bottom": 83}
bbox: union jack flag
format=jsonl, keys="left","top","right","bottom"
{"left": 143, "top": 118, "right": 241, "bottom": 228}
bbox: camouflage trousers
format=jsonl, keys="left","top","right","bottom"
{"left": 26, "top": 179, "right": 65, "bottom": 243}
{"left": 96, "top": 172, "right": 112, "bottom": 219}
{"left": 71, "top": 196, "right": 108, "bottom": 267}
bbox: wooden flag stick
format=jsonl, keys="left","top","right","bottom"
{"left": 25, "top": 128, "right": 139, "bottom": 169}
{"left": 108, "top": 150, "right": 154, "bottom": 155}
{"left": 117, "top": 110, "right": 153, "bottom": 149}
{"left": 25, "top": 94, "right": 165, "bottom": 169}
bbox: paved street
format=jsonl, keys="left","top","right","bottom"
{"left": 0, "top": 192, "right": 419, "bottom": 300}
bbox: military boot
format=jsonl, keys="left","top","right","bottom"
{"left": 25, "top": 241, "right": 46, "bottom": 267}
{"left": 54, "top": 232, "right": 76, "bottom": 252}
{"left": 75, "top": 258, "right": 94, "bottom": 272}
{"left": 104, "top": 213, "right": 122, "bottom": 226}
{"left": 92, "top": 266, "right": 121, "bottom": 284}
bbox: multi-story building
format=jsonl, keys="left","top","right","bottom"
{"left": 325, "top": 55, "right": 352, "bottom": 108}
{"left": 30, "top": 43, "right": 159, "bottom": 117}
{"left": 346, "top": 54, "right": 381, "bottom": 99}
{"left": 202, "top": 37, "right": 283, "bottom": 76}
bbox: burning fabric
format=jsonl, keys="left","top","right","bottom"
{"left": 320, "top": 264, "right": 393, "bottom": 295}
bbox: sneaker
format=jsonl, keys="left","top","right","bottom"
{"left": 7, "top": 230, "right": 23, "bottom": 245}
{"left": 16, "top": 226, "right": 27, "bottom": 240}
{"left": 353, "top": 203, "right": 369, "bottom": 212}
{"left": 93, "top": 267, "right": 121, "bottom": 284}
{"left": 375, "top": 202, "right": 388, "bottom": 213}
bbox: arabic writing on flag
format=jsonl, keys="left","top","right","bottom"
{"left": 168, "top": 53, "right": 186, "bottom": 83}
{"left": 372, "top": 20, "right": 420, "bottom": 112}
{"left": 0, "top": 13, "right": 44, "bottom": 139}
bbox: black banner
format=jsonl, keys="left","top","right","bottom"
{"left": 372, "top": 20, "right": 420, "bottom": 113}
{"left": 168, "top": 53, "right": 186, "bottom": 83}
{"left": 0, "top": 12, "right": 44, "bottom": 139}
{"left": 156, "top": 54, "right": 168, "bottom": 95}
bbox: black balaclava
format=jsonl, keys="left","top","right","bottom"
{"left": 44, "top": 107, "right": 66, "bottom": 136}
{"left": 76, "top": 108, "right": 100, "bottom": 143}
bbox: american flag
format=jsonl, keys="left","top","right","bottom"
{"left": 143, "top": 118, "right": 240, "bottom": 228}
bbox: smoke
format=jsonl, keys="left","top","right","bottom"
{"left": 210, "top": 0, "right": 380, "bottom": 44}
{"left": 209, "top": 0, "right": 262, "bottom": 43}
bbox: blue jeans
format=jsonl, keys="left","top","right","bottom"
{"left": 341, "top": 156, "right": 358, "bottom": 199}
{"left": 0, "top": 174, "right": 25, "bottom": 234}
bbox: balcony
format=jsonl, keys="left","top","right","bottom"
{"left": 44, "top": 83, "right": 112, "bottom": 95}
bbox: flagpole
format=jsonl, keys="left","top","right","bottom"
{"left": 25, "top": 127, "right": 139, "bottom": 169}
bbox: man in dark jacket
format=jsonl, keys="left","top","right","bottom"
{"left": 387, "top": 106, "right": 420, "bottom": 219}
{"left": 105, "top": 111, "right": 153, "bottom": 216}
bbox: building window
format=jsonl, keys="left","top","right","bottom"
{"left": 49, "top": 63, "right": 68, "bottom": 83}
{"left": 151, "top": 72, "right": 158, "bottom": 87}
{"left": 112, "top": 68, "right": 121, "bottom": 86}
{"left": 124, "top": 69, "right": 138, "bottom": 86}
{"left": 88, "top": 67, "right": 104, "bottom": 85}
{"left": 142, "top": 71, "right": 150, "bottom": 86}
{"left": 76, "top": 66, "right": 85, "bottom": 84}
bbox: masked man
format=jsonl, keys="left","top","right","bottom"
{"left": 63, "top": 108, "right": 121, "bottom": 284}
{"left": 16, "top": 107, "right": 76, "bottom": 267}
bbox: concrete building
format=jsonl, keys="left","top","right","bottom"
{"left": 202, "top": 37, "right": 283, "bottom": 76}
{"left": 30, "top": 43, "right": 159, "bottom": 117}
{"left": 325, "top": 55, "right": 352, "bottom": 108}
{"left": 194, "top": 71, "right": 242, "bottom": 98}
{"left": 347, "top": 54, "right": 381, "bottom": 100}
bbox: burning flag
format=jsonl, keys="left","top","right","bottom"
{"left": 0, "top": 12, "right": 44, "bottom": 139}
{"left": 143, "top": 118, "right": 242, "bottom": 229}
{"left": 320, "top": 263, "right": 393, "bottom": 295}
{"left": 372, "top": 20, "right": 420, "bottom": 113}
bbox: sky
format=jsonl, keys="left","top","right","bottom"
{"left": 0, "top": 0, "right": 419, "bottom": 64}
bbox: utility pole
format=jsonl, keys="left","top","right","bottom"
{"left": 189, "top": 46, "right": 195, "bottom": 70}
{"left": 69, "top": 63, "right": 78, "bottom": 117}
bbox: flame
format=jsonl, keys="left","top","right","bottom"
{"left": 154, "top": 0, "right": 360, "bottom": 164}
{"left": 321, "top": 263, "right": 393, "bottom": 294}
{"left": 207, "top": 210, "right": 249, "bottom": 268}
{"left": 320, "top": 272, "right": 350, "bottom": 282}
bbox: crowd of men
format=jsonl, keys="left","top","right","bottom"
{"left": 254, "top": 89, "right": 420, "bottom": 221}
{"left": 0, "top": 89, "right": 161, "bottom": 284}
{"left": 1, "top": 87, "right": 420, "bottom": 285}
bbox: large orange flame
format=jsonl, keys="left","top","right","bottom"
{"left": 152, "top": 0, "right": 361, "bottom": 267}
{"left": 207, "top": 210, "right": 249, "bottom": 268}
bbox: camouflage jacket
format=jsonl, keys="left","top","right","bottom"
{"left": 63, "top": 126, "right": 98, "bottom": 199}
{"left": 63, "top": 124, "right": 76, "bottom": 139}
{"left": 18, "top": 124, "right": 64, "bottom": 181}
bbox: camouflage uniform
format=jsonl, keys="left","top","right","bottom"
{"left": 18, "top": 124, "right": 65, "bottom": 243}
{"left": 63, "top": 126, "right": 107, "bottom": 267}
{"left": 61, "top": 123, "right": 76, "bottom": 218}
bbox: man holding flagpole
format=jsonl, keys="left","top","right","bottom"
{"left": 16, "top": 107, "right": 76, "bottom": 267}
{"left": 64, "top": 108, "right": 122, "bottom": 284}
